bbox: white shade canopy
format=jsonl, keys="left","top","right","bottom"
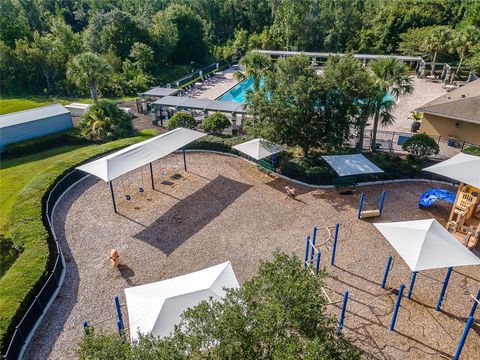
{"left": 124, "top": 261, "right": 239, "bottom": 341}
{"left": 232, "top": 138, "right": 284, "bottom": 160}
{"left": 423, "top": 153, "right": 480, "bottom": 188}
{"left": 374, "top": 219, "right": 480, "bottom": 271}
{"left": 77, "top": 128, "right": 206, "bottom": 182}
{"left": 322, "top": 154, "right": 384, "bottom": 177}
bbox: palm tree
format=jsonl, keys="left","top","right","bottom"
{"left": 369, "top": 58, "right": 413, "bottom": 151}
{"left": 450, "top": 26, "right": 480, "bottom": 80}
{"left": 67, "top": 52, "right": 111, "bottom": 101}
{"left": 239, "top": 51, "right": 273, "bottom": 91}
{"left": 425, "top": 26, "right": 451, "bottom": 76}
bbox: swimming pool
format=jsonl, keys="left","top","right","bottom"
{"left": 218, "top": 76, "right": 263, "bottom": 103}
{"left": 219, "top": 76, "right": 395, "bottom": 104}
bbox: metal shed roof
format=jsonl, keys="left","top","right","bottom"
{"left": 255, "top": 50, "right": 422, "bottom": 62}
{"left": 153, "top": 96, "right": 247, "bottom": 114}
{"left": 153, "top": 96, "right": 190, "bottom": 107}
{"left": 178, "top": 98, "right": 215, "bottom": 110}
{"left": 208, "top": 101, "right": 245, "bottom": 113}
{"left": 0, "top": 104, "right": 71, "bottom": 128}
{"left": 140, "top": 87, "right": 180, "bottom": 97}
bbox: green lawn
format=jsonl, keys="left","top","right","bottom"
{"left": 0, "top": 96, "right": 138, "bottom": 115}
{"left": 0, "top": 130, "right": 155, "bottom": 351}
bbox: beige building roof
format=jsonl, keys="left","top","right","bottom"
{"left": 416, "top": 80, "right": 480, "bottom": 125}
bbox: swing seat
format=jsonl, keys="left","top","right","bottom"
{"left": 360, "top": 209, "right": 381, "bottom": 219}
{"left": 125, "top": 194, "right": 131, "bottom": 201}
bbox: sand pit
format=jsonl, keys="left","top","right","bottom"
{"left": 25, "top": 152, "right": 479, "bottom": 359}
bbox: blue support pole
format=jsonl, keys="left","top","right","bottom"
{"left": 468, "top": 289, "right": 480, "bottom": 318}
{"left": 381, "top": 256, "right": 393, "bottom": 289}
{"left": 453, "top": 316, "right": 474, "bottom": 360}
{"left": 331, "top": 223, "right": 340, "bottom": 266}
{"left": 83, "top": 321, "right": 90, "bottom": 335}
{"left": 117, "top": 319, "right": 123, "bottom": 336}
{"left": 436, "top": 267, "right": 453, "bottom": 311}
{"left": 358, "top": 193, "right": 365, "bottom": 219}
{"left": 183, "top": 148, "right": 187, "bottom": 171}
{"left": 390, "top": 284, "right": 405, "bottom": 331}
{"left": 310, "top": 227, "right": 317, "bottom": 262}
{"left": 407, "top": 272, "right": 417, "bottom": 299}
{"left": 304, "top": 235, "right": 310, "bottom": 267}
{"left": 379, "top": 191, "right": 386, "bottom": 215}
{"left": 271, "top": 153, "right": 276, "bottom": 168}
{"left": 338, "top": 291, "right": 349, "bottom": 334}
{"left": 114, "top": 295, "right": 124, "bottom": 330}
{"left": 315, "top": 251, "right": 321, "bottom": 274}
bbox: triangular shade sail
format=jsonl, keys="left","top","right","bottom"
{"left": 232, "top": 138, "right": 284, "bottom": 160}
{"left": 124, "top": 261, "right": 239, "bottom": 342}
{"left": 374, "top": 219, "right": 480, "bottom": 271}
{"left": 322, "top": 154, "right": 384, "bottom": 177}
{"left": 423, "top": 153, "right": 480, "bottom": 188}
{"left": 77, "top": 128, "right": 206, "bottom": 182}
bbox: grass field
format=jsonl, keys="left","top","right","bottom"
{"left": 0, "top": 96, "right": 137, "bottom": 115}
{"left": 0, "top": 130, "right": 155, "bottom": 351}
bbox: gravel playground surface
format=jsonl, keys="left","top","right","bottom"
{"left": 25, "top": 153, "right": 479, "bottom": 359}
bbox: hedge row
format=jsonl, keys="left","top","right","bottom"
{"left": 0, "top": 130, "right": 155, "bottom": 353}
{"left": 4, "top": 129, "right": 88, "bottom": 157}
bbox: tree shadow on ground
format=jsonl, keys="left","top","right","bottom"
{"left": 134, "top": 175, "right": 252, "bottom": 255}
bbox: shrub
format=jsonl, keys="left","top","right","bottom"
{"left": 167, "top": 111, "right": 197, "bottom": 130}
{"left": 202, "top": 112, "right": 231, "bottom": 134}
{"left": 402, "top": 133, "right": 439, "bottom": 162}
{"left": 4, "top": 129, "right": 86, "bottom": 157}
{"left": 463, "top": 145, "right": 480, "bottom": 157}
{"left": 79, "top": 100, "right": 133, "bottom": 142}
{"left": 78, "top": 252, "right": 360, "bottom": 360}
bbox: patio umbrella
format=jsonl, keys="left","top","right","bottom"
{"left": 423, "top": 153, "right": 480, "bottom": 188}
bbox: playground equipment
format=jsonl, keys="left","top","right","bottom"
{"left": 447, "top": 186, "right": 479, "bottom": 235}
{"left": 358, "top": 191, "right": 386, "bottom": 219}
{"left": 304, "top": 224, "right": 340, "bottom": 273}
{"left": 418, "top": 188, "right": 455, "bottom": 208}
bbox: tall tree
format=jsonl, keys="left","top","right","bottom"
{"left": 450, "top": 25, "right": 480, "bottom": 79}
{"left": 369, "top": 58, "right": 413, "bottom": 151}
{"left": 425, "top": 26, "right": 452, "bottom": 76}
{"left": 67, "top": 52, "right": 111, "bottom": 101}
{"left": 240, "top": 51, "right": 272, "bottom": 91}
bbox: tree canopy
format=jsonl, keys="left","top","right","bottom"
{"left": 78, "top": 252, "right": 360, "bottom": 360}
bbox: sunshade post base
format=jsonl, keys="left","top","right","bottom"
{"left": 149, "top": 162, "right": 155, "bottom": 190}
{"left": 381, "top": 256, "right": 393, "bottom": 289}
{"left": 331, "top": 223, "right": 340, "bottom": 266}
{"left": 337, "top": 291, "right": 349, "bottom": 335}
{"left": 390, "top": 284, "right": 405, "bottom": 331}
{"left": 436, "top": 267, "right": 453, "bottom": 311}
{"left": 453, "top": 316, "right": 474, "bottom": 360}
{"left": 109, "top": 181, "right": 117, "bottom": 214}
{"left": 407, "top": 272, "right": 417, "bottom": 299}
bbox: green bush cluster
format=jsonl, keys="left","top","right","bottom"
{"left": 463, "top": 145, "right": 480, "bottom": 157}
{"left": 279, "top": 157, "right": 336, "bottom": 185}
{"left": 0, "top": 130, "right": 155, "bottom": 353}
{"left": 402, "top": 133, "right": 440, "bottom": 162}
{"left": 201, "top": 112, "right": 231, "bottom": 134}
{"left": 186, "top": 134, "right": 254, "bottom": 153}
{"left": 167, "top": 111, "right": 197, "bottom": 130}
{"left": 4, "top": 129, "right": 86, "bottom": 157}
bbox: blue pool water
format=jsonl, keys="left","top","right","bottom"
{"left": 219, "top": 76, "right": 395, "bottom": 105}
{"left": 219, "top": 76, "right": 263, "bottom": 103}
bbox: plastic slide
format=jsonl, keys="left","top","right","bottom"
{"left": 418, "top": 189, "right": 456, "bottom": 208}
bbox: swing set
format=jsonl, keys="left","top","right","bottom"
{"left": 358, "top": 191, "right": 386, "bottom": 219}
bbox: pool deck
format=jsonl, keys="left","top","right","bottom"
{"left": 188, "top": 68, "right": 240, "bottom": 100}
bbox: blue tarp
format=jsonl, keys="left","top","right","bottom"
{"left": 418, "top": 189, "right": 456, "bottom": 208}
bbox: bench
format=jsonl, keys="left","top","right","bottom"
{"left": 257, "top": 159, "right": 275, "bottom": 172}
{"left": 333, "top": 176, "right": 357, "bottom": 192}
